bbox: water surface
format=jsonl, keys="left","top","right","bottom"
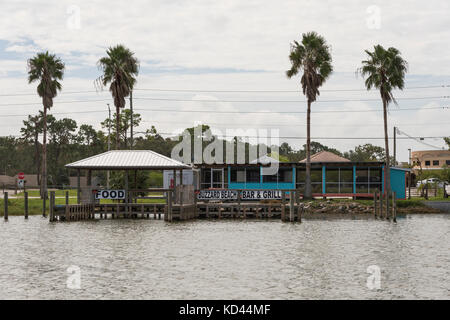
{"left": 0, "top": 215, "right": 448, "bottom": 299}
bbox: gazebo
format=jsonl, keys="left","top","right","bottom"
{"left": 65, "top": 150, "right": 191, "bottom": 204}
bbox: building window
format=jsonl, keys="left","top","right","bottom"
{"left": 425, "top": 161, "right": 430, "bottom": 166}
{"left": 446, "top": 160, "right": 450, "bottom": 165}
{"left": 230, "top": 168, "right": 245, "bottom": 183}
{"left": 325, "top": 168, "right": 353, "bottom": 193}
{"left": 246, "top": 168, "right": 260, "bottom": 183}
{"left": 432, "top": 160, "right": 439, "bottom": 166}
{"left": 296, "top": 168, "right": 322, "bottom": 193}
{"left": 263, "top": 167, "right": 293, "bottom": 183}
{"left": 355, "top": 167, "right": 381, "bottom": 194}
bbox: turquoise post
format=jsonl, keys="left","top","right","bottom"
{"left": 228, "top": 166, "right": 231, "bottom": 188}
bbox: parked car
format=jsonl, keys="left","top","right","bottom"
{"left": 416, "top": 178, "right": 446, "bottom": 188}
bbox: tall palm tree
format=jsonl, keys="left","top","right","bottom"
{"left": 27, "top": 52, "right": 65, "bottom": 203}
{"left": 97, "top": 45, "right": 139, "bottom": 149}
{"left": 286, "top": 32, "right": 333, "bottom": 199}
{"left": 359, "top": 45, "right": 408, "bottom": 210}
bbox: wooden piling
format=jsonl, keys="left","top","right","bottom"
{"left": 167, "top": 191, "right": 173, "bottom": 222}
{"left": 289, "top": 191, "right": 294, "bottom": 222}
{"left": 379, "top": 192, "right": 383, "bottom": 219}
{"left": 24, "top": 191, "right": 28, "bottom": 219}
{"left": 42, "top": 190, "right": 46, "bottom": 217}
{"left": 49, "top": 191, "right": 55, "bottom": 222}
{"left": 373, "top": 191, "right": 378, "bottom": 218}
{"left": 3, "top": 192, "right": 8, "bottom": 221}
{"left": 281, "top": 191, "right": 286, "bottom": 222}
{"left": 392, "top": 191, "right": 397, "bottom": 222}
{"left": 65, "top": 191, "right": 69, "bottom": 205}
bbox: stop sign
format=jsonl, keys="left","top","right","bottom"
{"left": 18, "top": 172, "right": 24, "bottom": 179}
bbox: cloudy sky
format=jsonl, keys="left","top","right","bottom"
{"left": 0, "top": 0, "right": 449, "bottom": 162}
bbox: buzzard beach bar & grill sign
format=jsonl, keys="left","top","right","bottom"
{"left": 197, "top": 189, "right": 283, "bottom": 201}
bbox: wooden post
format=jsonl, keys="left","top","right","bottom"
{"left": 42, "top": 190, "right": 46, "bottom": 217}
{"left": 237, "top": 191, "right": 241, "bottom": 215}
{"left": 180, "top": 189, "right": 184, "bottom": 220}
{"left": 77, "top": 169, "right": 81, "bottom": 204}
{"left": 425, "top": 183, "right": 429, "bottom": 200}
{"left": 281, "top": 191, "right": 286, "bottom": 222}
{"left": 392, "top": 191, "right": 397, "bottom": 222}
{"left": 379, "top": 192, "right": 383, "bottom": 219}
{"left": 24, "top": 191, "right": 28, "bottom": 219}
{"left": 373, "top": 191, "right": 377, "bottom": 218}
{"left": 49, "top": 191, "right": 55, "bottom": 222}
{"left": 289, "top": 191, "right": 294, "bottom": 222}
{"left": 167, "top": 190, "right": 173, "bottom": 222}
{"left": 65, "top": 191, "right": 69, "bottom": 205}
{"left": 3, "top": 192, "right": 8, "bottom": 221}
{"left": 408, "top": 171, "right": 411, "bottom": 200}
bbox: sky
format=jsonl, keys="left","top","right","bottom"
{"left": 0, "top": 0, "right": 449, "bottom": 163}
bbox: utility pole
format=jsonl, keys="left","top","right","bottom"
{"left": 130, "top": 90, "right": 133, "bottom": 150}
{"left": 408, "top": 148, "right": 411, "bottom": 166}
{"left": 107, "top": 103, "right": 111, "bottom": 189}
{"left": 393, "top": 126, "right": 397, "bottom": 166}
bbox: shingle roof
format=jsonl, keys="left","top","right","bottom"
{"left": 65, "top": 150, "right": 191, "bottom": 170}
{"left": 299, "top": 151, "right": 350, "bottom": 163}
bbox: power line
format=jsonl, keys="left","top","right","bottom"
{"left": 396, "top": 128, "right": 444, "bottom": 150}
{"left": 1, "top": 84, "right": 448, "bottom": 96}
{"left": 0, "top": 106, "right": 447, "bottom": 118}
{"left": 140, "top": 119, "right": 450, "bottom": 128}
{"left": 132, "top": 96, "right": 450, "bottom": 103}
{"left": 1, "top": 95, "right": 448, "bottom": 107}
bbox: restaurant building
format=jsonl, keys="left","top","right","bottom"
{"left": 196, "top": 151, "right": 410, "bottom": 199}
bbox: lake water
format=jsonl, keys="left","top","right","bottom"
{"left": 0, "top": 214, "right": 448, "bottom": 299}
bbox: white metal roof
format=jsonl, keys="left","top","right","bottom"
{"left": 250, "top": 155, "right": 279, "bottom": 164}
{"left": 65, "top": 150, "right": 191, "bottom": 170}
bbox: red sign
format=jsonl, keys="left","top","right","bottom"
{"left": 18, "top": 172, "right": 25, "bottom": 179}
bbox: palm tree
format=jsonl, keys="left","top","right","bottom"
{"left": 359, "top": 45, "right": 408, "bottom": 211}
{"left": 97, "top": 45, "right": 139, "bottom": 149}
{"left": 27, "top": 52, "right": 65, "bottom": 204}
{"left": 286, "top": 32, "right": 333, "bottom": 199}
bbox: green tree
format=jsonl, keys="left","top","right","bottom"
{"left": 20, "top": 112, "right": 44, "bottom": 185}
{"left": 444, "top": 137, "right": 450, "bottom": 150}
{"left": 97, "top": 45, "right": 139, "bottom": 150}
{"left": 359, "top": 45, "right": 408, "bottom": 201}
{"left": 344, "top": 144, "right": 385, "bottom": 162}
{"left": 27, "top": 52, "right": 65, "bottom": 198}
{"left": 286, "top": 32, "right": 333, "bottom": 199}
{"left": 101, "top": 109, "right": 141, "bottom": 148}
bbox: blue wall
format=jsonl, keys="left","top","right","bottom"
{"left": 390, "top": 168, "right": 407, "bottom": 199}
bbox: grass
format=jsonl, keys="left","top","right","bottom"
{"left": 0, "top": 196, "right": 166, "bottom": 216}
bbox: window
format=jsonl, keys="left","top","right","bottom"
{"left": 325, "top": 168, "right": 353, "bottom": 193}
{"left": 246, "top": 168, "right": 260, "bottom": 183}
{"left": 230, "top": 168, "right": 245, "bottom": 183}
{"left": 355, "top": 167, "right": 381, "bottom": 194}
{"left": 297, "top": 168, "right": 322, "bottom": 193}
{"left": 446, "top": 160, "right": 450, "bottom": 165}
{"left": 263, "top": 168, "right": 293, "bottom": 183}
{"left": 201, "top": 169, "right": 212, "bottom": 188}
{"left": 425, "top": 161, "right": 430, "bottom": 166}
{"left": 433, "top": 160, "right": 439, "bottom": 166}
